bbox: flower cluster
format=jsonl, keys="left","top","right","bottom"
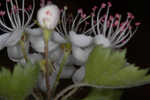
{"left": 0, "top": 0, "right": 140, "bottom": 91}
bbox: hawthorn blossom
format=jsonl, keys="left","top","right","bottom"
{"left": 0, "top": 0, "right": 35, "bottom": 61}
{"left": 55, "top": 6, "right": 95, "bottom": 65}
{"left": 27, "top": 4, "right": 61, "bottom": 53}
{"left": 37, "top": 4, "right": 60, "bottom": 29}
{"left": 92, "top": 2, "right": 140, "bottom": 48}
{"left": 56, "top": 7, "right": 94, "bottom": 47}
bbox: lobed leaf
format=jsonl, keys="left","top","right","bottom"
{"left": 82, "top": 89, "right": 122, "bottom": 100}
{"left": 84, "top": 46, "right": 150, "bottom": 88}
{"left": 0, "top": 62, "right": 40, "bottom": 100}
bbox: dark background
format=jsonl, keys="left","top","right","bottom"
{"left": 1, "top": 0, "right": 150, "bottom": 99}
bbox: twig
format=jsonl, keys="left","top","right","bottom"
{"left": 44, "top": 40, "right": 51, "bottom": 100}
{"left": 32, "top": 92, "right": 40, "bottom": 100}
{"left": 53, "top": 83, "right": 87, "bottom": 100}
{"left": 52, "top": 51, "right": 70, "bottom": 92}
{"left": 61, "top": 88, "right": 79, "bottom": 100}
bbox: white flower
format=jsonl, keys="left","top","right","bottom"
{"left": 92, "top": 2, "right": 140, "bottom": 48}
{"left": 0, "top": 0, "right": 35, "bottom": 62}
{"left": 56, "top": 7, "right": 94, "bottom": 47}
{"left": 37, "top": 4, "right": 60, "bottom": 29}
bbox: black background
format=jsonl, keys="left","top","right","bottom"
{"left": 1, "top": 0, "right": 150, "bottom": 99}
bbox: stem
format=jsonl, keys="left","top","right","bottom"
{"left": 61, "top": 88, "right": 79, "bottom": 100}
{"left": 53, "top": 51, "right": 70, "bottom": 93}
{"left": 20, "top": 40, "right": 28, "bottom": 62}
{"left": 32, "top": 92, "right": 40, "bottom": 100}
{"left": 44, "top": 39, "right": 51, "bottom": 100}
{"left": 54, "top": 83, "right": 86, "bottom": 100}
{"left": 54, "top": 83, "right": 122, "bottom": 100}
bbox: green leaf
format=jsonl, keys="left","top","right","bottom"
{"left": 0, "top": 62, "right": 40, "bottom": 100}
{"left": 82, "top": 89, "right": 122, "bottom": 100}
{"left": 84, "top": 46, "right": 150, "bottom": 88}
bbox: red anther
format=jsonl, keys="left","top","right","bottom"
{"left": 127, "top": 12, "right": 134, "bottom": 19}
{"left": 115, "top": 13, "right": 120, "bottom": 19}
{"left": 81, "top": 13, "right": 86, "bottom": 18}
{"left": 109, "top": 15, "right": 113, "bottom": 21}
{"left": 101, "top": 3, "right": 106, "bottom": 8}
{"left": 91, "top": 13, "right": 95, "bottom": 17}
{"left": 6, "top": 0, "right": 11, "bottom": 2}
{"left": 92, "top": 6, "right": 98, "bottom": 11}
{"left": 107, "top": 2, "right": 112, "bottom": 7}
{"left": 78, "top": 8, "right": 83, "bottom": 14}
{"left": 114, "top": 20, "right": 119, "bottom": 26}
{"left": 135, "top": 22, "right": 141, "bottom": 26}
{"left": 0, "top": 10, "right": 6, "bottom": 16}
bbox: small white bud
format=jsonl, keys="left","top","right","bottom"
{"left": 37, "top": 4, "right": 60, "bottom": 29}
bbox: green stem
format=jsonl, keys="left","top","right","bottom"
{"left": 43, "top": 28, "right": 53, "bottom": 100}
{"left": 53, "top": 51, "right": 70, "bottom": 92}
{"left": 61, "top": 88, "right": 79, "bottom": 100}
{"left": 53, "top": 83, "right": 85, "bottom": 100}
{"left": 20, "top": 40, "right": 28, "bottom": 62}
{"left": 44, "top": 39, "right": 51, "bottom": 100}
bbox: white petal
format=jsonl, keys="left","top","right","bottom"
{"left": 48, "top": 40, "right": 59, "bottom": 52}
{"left": 60, "top": 66, "right": 76, "bottom": 79}
{"left": 30, "top": 35, "right": 58, "bottom": 53}
{"left": 7, "top": 44, "right": 24, "bottom": 62}
{"left": 5, "top": 30, "right": 23, "bottom": 46}
{"left": 18, "top": 53, "right": 43, "bottom": 65}
{"left": 7, "top": 42, "right": 29, "bottom": 62}
{"left": 25, "top": 28, "right": 43, "bottom": 36}
{"left": 94, "top": 34, "right": 111, "bottom": 48}
{"left": 65, "top": 54, "right": 86, "bottom": 66}
{"left": 28, "top": 53, "right": 43, "bottom": 64}
{"left": 72, "top": 66, "right": 85, "bottom": 83}
{"left": 0, "top": 33, "right": 10, "bottom": 50}
{"left": 65, "top": 54, "right": 78, "bottom": 65}
{"left": 29, "top": 35, "right": 45, "bottom": 52}
{"left": 48, "top": 47, "right": 64, "bottom": 63}
{"left": 72, "top": 46, "right": 93, "bottom": 64}
{"left": 69, "top": 31, "right": 93, "bottom": 47}
{"left": 51, "top": 31, "right": 67, "bottom": 43}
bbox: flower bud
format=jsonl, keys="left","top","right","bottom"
{"left": 37, "top": 4, "right": 60, "bottom": 30}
